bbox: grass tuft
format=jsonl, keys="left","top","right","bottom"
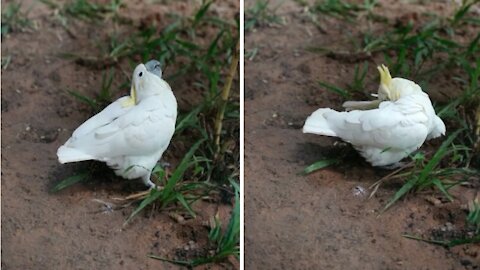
{"left": 312, "top": 0, "right": 378, "bottom": 21}
{"left": 149, "top": 179, "right": 240, "bottom": 267}
{"left": 245, "top": 0, "right": 284, "bottom": 31}
{"left": 467, "top": 198, "right": 480, "bottom": 233}
{"left": 124, "top": 139, "right": 207, "bottom": 225}
{"left": 1, "top": 2, "right": 34, "bottom": 36}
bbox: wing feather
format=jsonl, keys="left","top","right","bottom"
{"left": 71, "top": 96, "right": 133, "bottom": 139}
{"left": 64, "top": 96, "right": 175, "bottom": 159}
{"left": 326, "top": 94, "right": 429, "bottom": 150}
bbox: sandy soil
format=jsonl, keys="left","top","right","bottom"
{"left": 245, "top": 0, "right": 479, "bottom": 269}
{"left": 1, "top": 0, "right": 238, "bottom": 269}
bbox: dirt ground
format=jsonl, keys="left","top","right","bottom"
{"left": 245, "top": 0, "right": 479, "bottom": 269}
{"left": 1, "top": 0, "right": 238, "bottom": 269}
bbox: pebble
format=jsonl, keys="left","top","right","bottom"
{"left": 352, "top": 185, "right": 367, "bottom": 197}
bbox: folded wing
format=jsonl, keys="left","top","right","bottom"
{"left": 305, "top": 94, "right": 430, "bottom": 151}
{"left": 58, "top": 97, "right": 175, "bottom": 163}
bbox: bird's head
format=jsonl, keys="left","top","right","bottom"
{"left": 123, "top": 60, "right": 166, "bottom": 107}
{"left": 377, "top": 64, "right": 422, "bottom": 101}
{"left": 145, "top": 59, "right": 163, "bottom": 79}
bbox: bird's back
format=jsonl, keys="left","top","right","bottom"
{"left": 333, "top": 94, "right": 431, "bottom": 150}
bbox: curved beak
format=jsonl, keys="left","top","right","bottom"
{"left": 377, "top": 64, "right": 394, "bottom": 100}
{"left": 130, "top": 84, "right": 137, "bottom": 104}
{"left": 121, "top": 84, "right": 137, "bottom": 108}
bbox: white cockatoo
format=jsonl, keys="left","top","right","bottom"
{"left": 303, "top": 65, "right": 446, "bottom": 167}
{"left": 57, "top": 60, "right": 177, "bottom": 187}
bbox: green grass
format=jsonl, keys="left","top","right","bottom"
{"left": 40, "top": 0, "right": 123, "bottom": 21}
{"left": 124, "top": 139, "right": 211, "bottom": 224}
{"left": 64, "top": 0, "right": 123, "bottom": 20}
{"left": 65, "top": 68, "right": 117, "bottom": 112}
{"left": 303, "top": 1, "right": 480, "bottom": 215}
{"left": 149, "top": 180, "right": 240, "bottom": 267}
{"left": 1, "top": 56, "right": 12, "bottom": 70}
{"left": 1, "top": 2, "right": 34, "bottom": 36}
{"left": 312, "top": 0, "right": 377, "bottom": 21}
{"left": 50, "top": 1, "right": 239, "bottom": 266}
{"left": 245, "top": 0, "right": 284, "bottom": 31}
{"left": 467, "top": 198, "right": 480, "bottom": 233}
{"left": 402, "top": 233, "right": 480, "bottom": 248}
{"left": 382, "top": 129, "right": 476, "bottom": 211}
{"left": 302, "top": 158, "right": 340, "bottom": 175}
{"left": 317, "top": 62, "right": 370, "bottom": 99}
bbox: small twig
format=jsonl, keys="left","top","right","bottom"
{"left": 112, "top": 188, "right": 161, "bottom": 201}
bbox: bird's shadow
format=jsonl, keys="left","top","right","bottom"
{"left": 296, "top": 140, "right": 364, "bottom": 168}
{"left": 296, "top": 141, "right": 402, "bottom": 187}
{"left": 48, "top": 161, "right": 148, "bottom": 194}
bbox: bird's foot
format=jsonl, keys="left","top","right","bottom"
{"left": 144, "top": 178, "right": 161, "bottom": 190}
{"left": 122, "top": 179, "right": 162, "bottom": 201}
{"left": 157, "top": 161, "right": 171, "bottom": 169}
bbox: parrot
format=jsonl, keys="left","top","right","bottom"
{"left": 57, "top": 60, "right": 177, "bottom": 188}
{"left": 303, "top": 65, "right": 446, "bottom": 167}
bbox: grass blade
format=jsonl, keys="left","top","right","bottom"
{"left": 303, "top": 159, "right": 339, "bottom": 175}
{"left": 161, "top": 139, "right": 205, "bottom": 197}
{"left": 148, "top": 255, "right": 192, "bottom": 267}
{"left": 383, "top": 177, "right": 418, "bottom": 211}
{"left": 194, "top": 0, "right": 213, "bottom": 27}
{"left": 124, "top": 188, "right": 161, "bottom": 225}
{"left": 403, "top": 234, "right": 480, "bottom": 247}
{"left": 417, "top": 129, "right": 463, "bottom": 183}
{"left": 219, "top": 187, "right": 240, "bottom": 251}
{"left": 125, "top": 140, "right": 205, "bottom": 225}
{"left": 175, "top": 193, "right": 196, "bottom": 218}
{"left": 318, "top": 81, "right": 350, "bottom": 98}
{"left": 51, "top": 172, "right": 89, "bottom": 192}
{"left": 67, "top": 89, "right": 98, "bottom": 111}
{"left": 431, "top": 178, "right": 454, "bottom": 201}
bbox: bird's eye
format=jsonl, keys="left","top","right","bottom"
{"left": 139, "top": 72, "right": 143, "bottom": 77}
{"left": 155, "top": 64, "right": 160, "bottom": 69}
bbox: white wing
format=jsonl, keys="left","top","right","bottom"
{"left": 61, "top": 96, "right": 176, "bottom": 161}
{"left": 324, "top": 94, "right": 430, "bottom": 150}
{"left": 70, "top": 96, "right": 134, "bottom": 139}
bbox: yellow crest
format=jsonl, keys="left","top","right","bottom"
{"left": 377, "top": 64, "right": 392, "bottom": 87}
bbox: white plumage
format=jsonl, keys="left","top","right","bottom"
{"left": 303, "top": 65, "right": 445, "bottom": 167}
{"left": 57, "top": 60, "right": 177, "bottom": 187}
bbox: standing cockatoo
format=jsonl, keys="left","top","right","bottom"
{"left": 57, "top": 60, "right": 177, "bottom": 187}
{"left": 303, "top": 65, "right": 445, "bottom": 167}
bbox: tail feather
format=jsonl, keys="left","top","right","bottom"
{"left": 303, "top": 108, "right": 337, "bottom": 137}
{"left": 57, "top": 146, "right": 95, "bottom": 164}
{"left": 426, "top": 115, "right": 446, "bottom": 140}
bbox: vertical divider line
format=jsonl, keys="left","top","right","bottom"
{"left": 239, "top": 0, "right": 245, "bottom": 269}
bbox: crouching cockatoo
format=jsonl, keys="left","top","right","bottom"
{"left": 303, "top": 65, "right": 446, "bottom": 167}
{"left": 57, "top": 60, "right": 177, "bottom": 188}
